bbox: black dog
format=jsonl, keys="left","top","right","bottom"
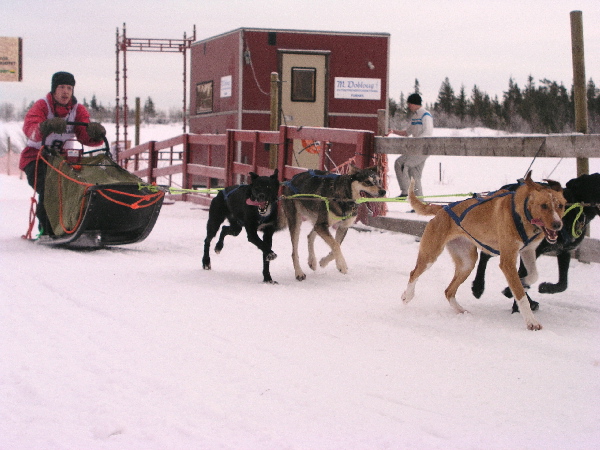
{"left": 472, "top": 173, "right": 600, "bottom": 311}
{"left": 202, "top": 169, "right": 282, "bottom": 283}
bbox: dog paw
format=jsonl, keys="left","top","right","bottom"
{"left": 526, "top": 320, "right": 543, "bottom": 331}
{"left": 448, "top": 297, "right": 467, "bottom": 314}
{"left": 202, "top": 258, "right": 211, "bottom": 270}
{"left": 335, "top": 259, "right": 348, "bottom": 274}
{"left": 308, "top": 256, "right": 317, "bottom": 271}
{"left": 263, "top": 279, "right": 278, "bottom": 284}
{"left": 402, "top": 283, "right": 415, "bottom": 304}
{"left": 337, "top": 265, "right": 348, "bottom": 274}
{"left": 202, "top": 263, "right": 211, "bottom": 270}
{"left": 319, "top": 254, "right": 333, "bottom": 268}
{"left": 295, "top": 273, "right": 306, "bottom": 281}
{"left": 471, "top": 280, "right": 484, "bottom": 299}
{"left": 539, "top": 282, "right": 566, "bottom": 294}
{"left": 502, "top": 287, "right": 514, "bottom": 298}
{"left": 265, "top": 251, "right": 277, "bottom": 261}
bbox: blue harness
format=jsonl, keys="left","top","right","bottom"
{"left": 282, "top": 170, "right": 340, "bottom": 194}
{"left": 443, "top": 190, "right": 540, "bottom": 255}
{"left": 222, "top": 185, "right": 242, "bottom": 200}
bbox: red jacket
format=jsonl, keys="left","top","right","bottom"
{"left": 19, "top": 93, "right": 102, "bottom": 170}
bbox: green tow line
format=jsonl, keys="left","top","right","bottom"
{"left": 138, "top": 182, "right": 589, "bottom": 239}
{"left": 563, "top": 203, "right": 585, "bottom": 238}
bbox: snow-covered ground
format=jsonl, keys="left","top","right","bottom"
{"left": 1, "top": 122, "right": 600, "bottom": 449}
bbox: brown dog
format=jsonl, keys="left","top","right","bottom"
{"left": 401, "top": 172, "right": 566, "bottom": 330}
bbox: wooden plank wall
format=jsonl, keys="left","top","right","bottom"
{"left": 370, "top": 134, "right": 600, "bottom": 263}
{"left": 374, "top": 134, "right": 600, "bottom": 158}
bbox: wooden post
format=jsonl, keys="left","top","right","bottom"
{"left": 135, "top": 97, "right": 141, "bottom": 147}
{"left": 147, "top": 141, "right": 156, "bottom": 184}
{"left": 181, "top": 133, "right": 190, "bottom": 201}
{"left": 225, "top": 130, "right": 236, "bottom": 187}
{"left": 7, "top": 136, "right": 10, "bottom": 176}
{"left": 269, "top": 72, "right": 280, "bottom": 169}
{"left": 570, "top": 10, "right": 589, "bottom": 177}
{"left": 377, "top": 109, "right": 387, "bottom": 136}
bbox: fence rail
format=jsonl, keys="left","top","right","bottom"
{"left": 374, "top": 134, "right": 600, "bottom": 158}
{"left": 117, "top": 125, "right": 375, "bottom": 207}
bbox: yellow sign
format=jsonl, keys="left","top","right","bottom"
{"left": 0, "top": 37, "right": 23, "bottom": 82}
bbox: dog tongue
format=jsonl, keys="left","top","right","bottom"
{"left": 246, "top": 198, "right": 266, "bottom": 208}
{"left": 531, "top": 218, "right": 559, "bottom": 242}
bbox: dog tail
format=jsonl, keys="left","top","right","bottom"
{"left": 408, "top": 178, "right": 443, "bottom": 216}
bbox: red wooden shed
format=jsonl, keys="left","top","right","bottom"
{"left": 189, "top": 28, "right": 389, "bottom": 171}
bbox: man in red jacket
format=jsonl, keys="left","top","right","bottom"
{"left": 20, "top": 71, "right": 106, "bottom": 235}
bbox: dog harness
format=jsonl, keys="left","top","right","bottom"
{"left": 222, "top": 184, "right": 243, "bottom": 200}
{"left": 282, "top": 170, "right": 340, "bottom": 195}
{"left": 443, "top": 190, "right": 541, "bottom": 255}
{"left": 283, "top": 170, "right": 358, "bottom": 222}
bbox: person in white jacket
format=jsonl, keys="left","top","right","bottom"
{"left": 388, "top": 93, "right": 433, "bottom": 199}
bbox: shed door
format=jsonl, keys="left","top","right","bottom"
{"left": 280, "top": 52, "right": 327, "bottom": 169}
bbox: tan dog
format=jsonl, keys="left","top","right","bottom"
{"left": 401, "top": 172, "right": 566, "bottom": 330}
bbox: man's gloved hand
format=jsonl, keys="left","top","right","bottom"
{"left": 87, "top": 122, "right": 106, "bottom": 141}
{"left": 40, "top": 117, "right": 67, "bottom": 137}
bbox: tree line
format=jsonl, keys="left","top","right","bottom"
{"left": 3, "top": 76, "right": 600, "bottom": 134}
{"left": 389, "top": 76, "right": 600, "bottom": 134}
{"left": 0, "top": 96, "right": 183, "bottom": 124}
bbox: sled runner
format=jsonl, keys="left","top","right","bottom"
{"left": 29, "top": 123, "right": 164, "bottom": 248}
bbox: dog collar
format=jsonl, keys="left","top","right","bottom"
{"left": 511, "top": 195, "right": 541, "bottom": 247}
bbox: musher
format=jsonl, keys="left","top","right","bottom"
{"left": 20, "top": 71, "right": 106, "bottom": 235}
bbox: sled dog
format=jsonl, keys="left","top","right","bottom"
{"left": 471, "top": 172, "right": 600, "bottom": 311}
{"left": 282, "top": 165, "right": 386, "bottom": 281}
{"left": 202, "top": 169, "right": 282, "bottom": 283}
{"left": 401, "top": 172, "right": 566, "bottom": 330}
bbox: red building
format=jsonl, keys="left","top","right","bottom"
{"left": 189, "top": 27, "right": 389, "bottom": 170}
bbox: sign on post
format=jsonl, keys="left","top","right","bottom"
{"left": 0, "top": 37, "right": 23, "bottom": 82}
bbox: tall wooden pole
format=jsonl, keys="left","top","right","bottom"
{"left": 269, "top": 72, "right": 280, "bottom": 169}
{"left": 570, "top": 10, "right": 589, "bottom": 177}
{"left": 135, "top": 97, "right": 141, "bottom": 146}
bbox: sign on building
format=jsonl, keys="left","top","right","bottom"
{"left": 0, "top": 37, "right": 23, "bottom": 82}
{"left": 334, "top": 77, "right": 381, "bottom": 100}
{"left": 220, "top": 75, "right": 232, "bottom": 98}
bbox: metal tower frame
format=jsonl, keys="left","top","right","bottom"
{"left": 115, "top": 23, "right": 196, "bottom": 157}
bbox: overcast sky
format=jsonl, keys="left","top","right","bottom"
{"left": 1, "top": 0, "right": 599, "bottom": 112}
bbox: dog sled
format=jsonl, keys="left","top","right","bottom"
{"left": 27, "top": 123, "right": 165, "bottom": 248}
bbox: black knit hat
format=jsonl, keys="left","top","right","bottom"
{"left": 51, "top": 72, "right": 76, "bottom": 93}
{"left": 407, "top": 93, "right": 422, "bottom": 106}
